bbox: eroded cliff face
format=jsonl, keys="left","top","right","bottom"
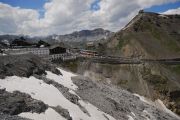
{"left": 76, "top": 61, "right": 180, "bottom": 115}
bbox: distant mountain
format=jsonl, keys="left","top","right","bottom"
{"left": 50, "top": 28, "right": 112, "bottom": 43}
{"left": 0, "top": 28, "right": 113, "bottom": 45}
{"left": 0, "top": 35, "right": 36, "bottom": 44}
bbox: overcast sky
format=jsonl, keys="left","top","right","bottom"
{"left": 0, "top": 0, "right": 179, "bottom": 36}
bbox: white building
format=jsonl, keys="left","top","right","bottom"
{"left": 3, "top": 48, "right": 49, "bottom": 56}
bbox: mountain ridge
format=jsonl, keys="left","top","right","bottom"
{"left": 105, "top": 11, "right": 180, "bottom": 59}
{"left": 0, "top": 28, "right": 112, "bottom": 44}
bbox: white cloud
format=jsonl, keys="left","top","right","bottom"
{"left": 0, "top": 3, "right": 39, "bottom": 35}
{"left": 162, "top": 7, "right": 180, "bottom": 15}
{"left": 0, "top": 0, "right": 178, "bottom": 36}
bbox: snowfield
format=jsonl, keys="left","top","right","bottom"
{"left": 0, "top": 68, "right": 116, "bottom": 120}
{"left": 19, "top": 108, "right": 66, "bottom": 120}
{"left": 46, "top": 68, "right": 78, "bottom": 90}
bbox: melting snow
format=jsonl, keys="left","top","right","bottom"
{"left": 46, "top": 68, "right": 78, "bottom": 90}
{"left": 134, "top": 94, "right": 180, "bottom": 120}
{"left": 159, "top": 14, "right": 168, "bottom": 18}
{"left": 0, "top": 68, "right": 116, "bottom": 120}
{"left": 155, "top": 99, "right": 180, "bottom": 119}
{"left": 131, "top": 112, "right": 136, "bottom": 117}
{"left": 133, "top": 94, "right": 153, "bottom": 105}
{"left": 127, "top": 115, "right": 134, "bottom": 120}
{"left": 19, "top": 108, "right": 66, "bottom": 120}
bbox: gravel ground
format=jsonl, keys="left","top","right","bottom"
{"left": 72, "top": 75, "right": 180, "bottom": 120}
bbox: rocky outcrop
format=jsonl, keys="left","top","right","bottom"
{"left": 0, "top": 113, "right": 30, "bottom": 120}
{"left": 0, "top": 54, "right": 61, "bottom": 79}
{"left": 0, "top": 89, "right": 48, "bottom": 115}
{"left": 51, "top": 106, "right": 72, "bottom": 120}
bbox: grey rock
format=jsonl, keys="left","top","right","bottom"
{"left": 0, "top": 54, "right": 61, "bottom": 79}
{"left": 0, "top": 89, "right": 48, "bottom": 115}
{"left": 51, "top": 106, "right": 72, "bottom": 120}
{"left": 0, "top": 113, "right": 31, "bottom": 120}
{"left": 72, "top": 76, "right": 180, "bottom": 120}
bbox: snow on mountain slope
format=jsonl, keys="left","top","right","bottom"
{"left": 19, "top": 108, "right": 66, "bottom": 120}
{"left": 46, "top": 68, "right": 78, "bottom": 90}
{"left": 0, "top": 68, "right": 116, "bottom": 120}
{"left": 134, "top": 94, "right": 180, "bottom": 119}
{"left": 0, "top": 67, "right": 179, "bottom": 120}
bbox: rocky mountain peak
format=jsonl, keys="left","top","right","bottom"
{"left": 105, "top": 11, "right": 180, "bottom": 59}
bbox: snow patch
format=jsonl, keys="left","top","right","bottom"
{"left": 0, "top": 69, "right": 116, "bottom": 120}
{"left": 134, "top": 94, "right": 180, "bottom": 120}
{"left": 46, "top": 68, "right": 78, "bottom": 90}
{"left": 133, "top": 94, "right": 153, "bottom": 105}
{"left": 159, "top": 14, "right": 168, "bottom": 18}
{"left": 131, "top": 112, "right": 136, "bottom": 117}
{"left": 0, "top": 76, "right": 90, "bottom": 119}
{"left": 69, "top": 89, "right": 79, "bottom": 96}
{"left": 127, "top": 115, "right": 134, "bottom": 120}
{"left": 19, "top": 108, "right": 66, "bottom": 120}
{"left": 155, "top": 99, "right": 180, "bottom": 119}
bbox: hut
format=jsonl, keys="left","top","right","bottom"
{"left": 49, "top": 43, "right": 67, "bottom": 55}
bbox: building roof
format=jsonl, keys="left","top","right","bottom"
{"left": 49, "top": 42, "right": 71, "bottom": 49}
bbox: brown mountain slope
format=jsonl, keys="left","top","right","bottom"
{"left": 105, "top": 12, "right": 180, "bottom": 59}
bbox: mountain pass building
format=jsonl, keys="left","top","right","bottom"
{"left": 49, "top": 45, "right": 67, "bottom": 55}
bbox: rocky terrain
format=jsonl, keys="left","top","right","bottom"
{"left": 0, "top": 54, "right": 179, "bottom": 120}
{"left": 0, "top": 89, "right": 48, "bottom": 115}
{"left": 75, "top": 61, "right": 180, "bottom": 115}
{"left": 0, "top": 54, "right": 61, "bottom": 79}
{"left": 72, "top": 75, "right": 180, "bottom": 120}
{"left": 0, "top": 11, "right": 180, "bottom": 120}
{"left": 61, "top": 12, "right": 180, "bottom": 116}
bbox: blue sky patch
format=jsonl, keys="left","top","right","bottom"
{"left": 90, "top": 0, "right": 101, "bottom": 11}
{"left": 0, "top": 0, "right": 47, "bottom": 18}
{"left": 0, "top": 0, "right": 47, "bottom": 9}
{"left": 0, "top": 0, "right": 179, "bottom": 14}
{"left": 145, "top": 1, "right": 180, "bottom": 13}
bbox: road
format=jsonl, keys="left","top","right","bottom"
{"left": 85, "top": 56, "right": 180, "bottom": 65}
